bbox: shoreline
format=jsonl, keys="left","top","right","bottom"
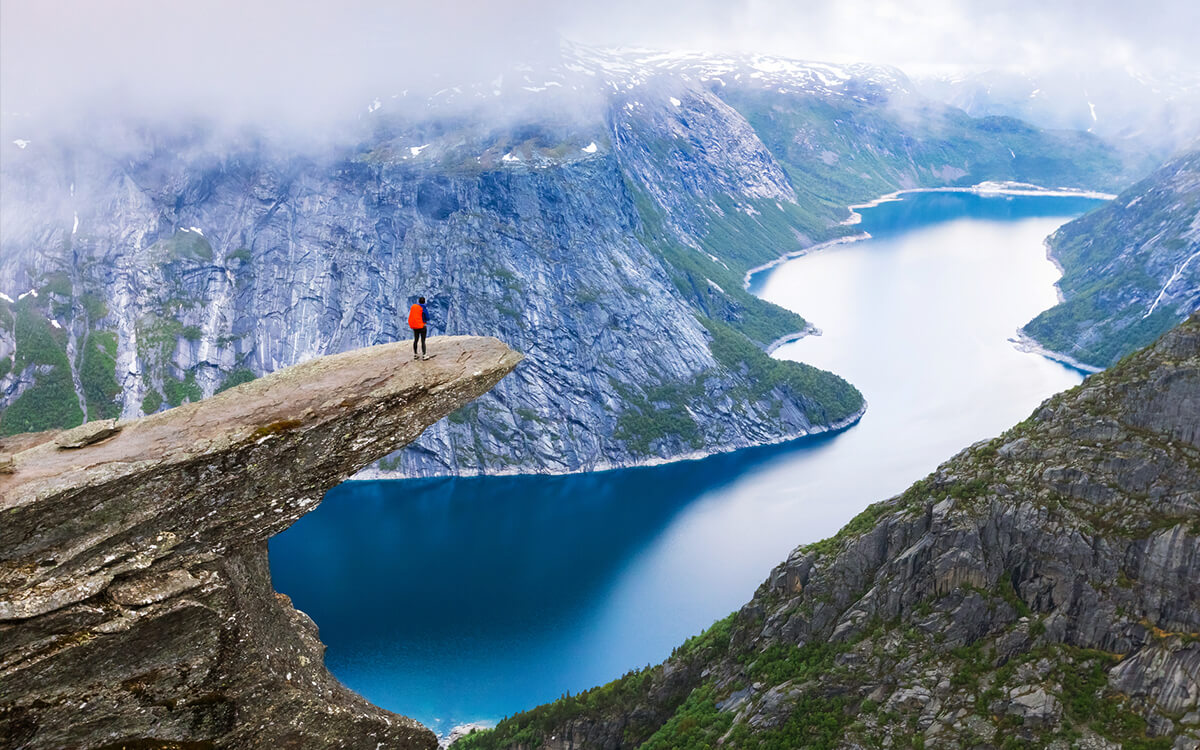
{"left": 363, "top": 180, "right": 1109, "bottom": 483}
{"left": 352, "top": 400, "right": 868, "bottom": 482}
{"left": 1009, "top": 330, "right": 1102, "bottom": 375}
{"left": 765, "top": 321, "right": 822, "bottom": 354}
{"left": 747, "top": 179, "right": 1110, "bottom": 378}
{"left": 840, "top": 182, "right": 1115, "bottom": 226}
{"left": 1041, "top": 236, "right": 1068, "bottom": 303}
{"left": 742, "top": 232, "right": 870, "bottom": 290}
{"left": 745, "top": 182, "right": 1112, "bottom": 290}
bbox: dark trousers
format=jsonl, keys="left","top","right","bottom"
{"left": 412, "top": 327, "right": 427, "bottom": 354}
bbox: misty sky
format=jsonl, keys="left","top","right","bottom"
{"left": 2, "top": 0, "right": 1198, "bottom": 128}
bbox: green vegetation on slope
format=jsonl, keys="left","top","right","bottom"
{"left": 140, "top": 388, "right": 163, "bottom": 415}
{"left": 724, "top": 91, "right": 1131, "bottom": 209}
{"left": 699, "top": 317, "right": 863, "bottom": 424}
{"left": 638, "top": 682, "right": 732, "bottom": 750}
{"left": 612, "top": 376, "right": 704, "bottom": 455}
{"left": 454, "top": 316, "right": 1199, "bottom": 750}
{"left": 625, "top": 179, "right": 809, "bottom": 347}
{"left": 0, "top": 300, "right": 84, "bottom": 435}
{"left": 1026, "top": 293, "right": 1181, "bottom": 369}
{"left": 599, "top": 178, "right": 865, "bottom": 456}
{"left": 1024, "top": 151, "right": 1200, "bottom": 368}
{"left": 80, "top": 330, "right": 121, "bottom": 421}
{"left": 0, "top": 257, "right": 127, "bottom": 431}
{"left": 454, "top": 665, "right": 664, "bottom": 750}
{"left": 159, "top": 230, "right": 214, "bottom": 262}
{"left": 216, "top": 368, "right": 259, "bottom": 393}
{"left": 162, "top": 370, "right": 203, "bottom": 408}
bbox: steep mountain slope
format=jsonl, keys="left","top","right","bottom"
{"left": 458, "top": 314, "right": 1200, "bottom": 750}
{"left": 0, "top": 47, "right": 1133, "bottom": 476}
{"left": 1024, "top": 150, "right": 1200, "bottom": 370}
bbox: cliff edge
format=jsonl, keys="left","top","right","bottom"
{"left": 0, "top": 336, "right": 522, "bottom": 749}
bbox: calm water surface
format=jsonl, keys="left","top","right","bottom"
{"left": 270, "top": 192, "right": 1103, "bottom": 734}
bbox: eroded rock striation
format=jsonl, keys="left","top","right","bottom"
{"left": 0, "top": 336, "right": 521, "bottom": 749}
{"left": 457, "top": 315, "right": 1200, "bottom": 750}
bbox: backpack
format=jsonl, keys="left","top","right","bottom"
{"left": 408, "top": 303, "right": 425, "bottom": 330}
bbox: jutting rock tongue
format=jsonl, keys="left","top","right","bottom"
{"left": 0, "top": 336, "right": 521, "bottom": 750}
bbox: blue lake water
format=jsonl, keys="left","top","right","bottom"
{"left": 269, "top": 191, "right": 1104, "bottom": 735}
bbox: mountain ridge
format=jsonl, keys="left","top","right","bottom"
{"left": 0, "top": 48, "right": 1137, "bottom": 476}
{"left": 456, "top": 313, "right": 1200, "bottom": 750}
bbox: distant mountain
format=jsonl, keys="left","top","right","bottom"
{"left": 0, "top": 45, "right": 1138, "bottom": 476}
{"left": 913, "top": 65, "right": 1200, "bottom": 162}
{"left": 1023, "top": 150, "right": 1200, "bottom": 369}
{"left": 456, "top": 313, "right": 1200, "bottom": 750}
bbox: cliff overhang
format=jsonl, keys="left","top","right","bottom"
{"left": 0, "top": 336, "right": 522, "bottom": 749}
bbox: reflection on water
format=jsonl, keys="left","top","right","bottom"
{"left": 269, "top": 191, "right": 1103, "bottom": 733}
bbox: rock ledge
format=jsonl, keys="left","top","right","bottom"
{"left": 0, "top": 336, "right": 521, "bottom": 749}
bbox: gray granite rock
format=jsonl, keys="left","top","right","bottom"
{"left": 53, "top": 418, "right": 121, "bottom": 449}
{"left": 455, "top": 315, "right": 1200, "bottom": 749}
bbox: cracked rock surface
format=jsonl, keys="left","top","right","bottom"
{"left": 0, "top": 336, "right": 521, "bottom": 749}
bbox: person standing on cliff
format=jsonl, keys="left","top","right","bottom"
{"left": 408, "top": 297, "right": 430, "bottom": 360}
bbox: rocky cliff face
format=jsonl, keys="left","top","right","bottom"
{"left": 1024, "top": 150, "right": 1200, "bottom": 370}
{"left": 457, "top": 315, "right": 1200, "bottom": 750}
{"left": 0, "top": 47, "right": 1133, "bottom": 476}
{"left": 0, "top": 336, "right": 521, "bottom": 749}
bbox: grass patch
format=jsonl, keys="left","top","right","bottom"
{"left": 614, "top": 377, "right": 705, "bottom": 455}
{"left": 141, "top": 389, "right": 164, "bottom": 415}
{"left": 251, "top": 419, "right": 304, "bottom": 440}
{"left": 448, "top": 403, "right": 479, "bottom": 425}
{"left": 701, "top": 316, "right": 863, "bottom": 423}
{"left": 1058, "top": 649, "right": 1172, "bottom": 750}
{"left": 454, "top": 665, "right": 664, "bottom": 750}
{"left": 742, "top": 640, "right": 841, "bottom": 685}
{"left": 227, "top": 248, "right": 253, "bottom": 264}
{"left": 216, "top": 368, "right": 258, "bottom": 394}
{"left": 162, "top": 371, "right": 203, "bottom": 408}
{"left": 80, "top": 330, "right": 121, "bottom": 420}
{"left": 723, "top": 692, "right": 852, "bottom": 750}
{"left": 160, "top": 230, "right": 214, "bottom": 262}
{"left": 640, "top": 682, "right": 731, "bottom": 750}
{"left": 0, "top": 300, "right": 84, "bottom": 435}
{"left": 673, "top": 612, "right": 736, "bottom": 660}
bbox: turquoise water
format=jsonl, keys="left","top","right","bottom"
{"left": 269, "top": 191, "right": 1104, "bottom": 735}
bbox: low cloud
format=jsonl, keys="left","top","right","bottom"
{"left": 1, "top": 0, "right": 564, "bottom": 133}
{"left": 2, "top": 0, "right": 1197, "bottom": 140}
{"left": 562, "top": 0, "right": 1200, "bottom": 75}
